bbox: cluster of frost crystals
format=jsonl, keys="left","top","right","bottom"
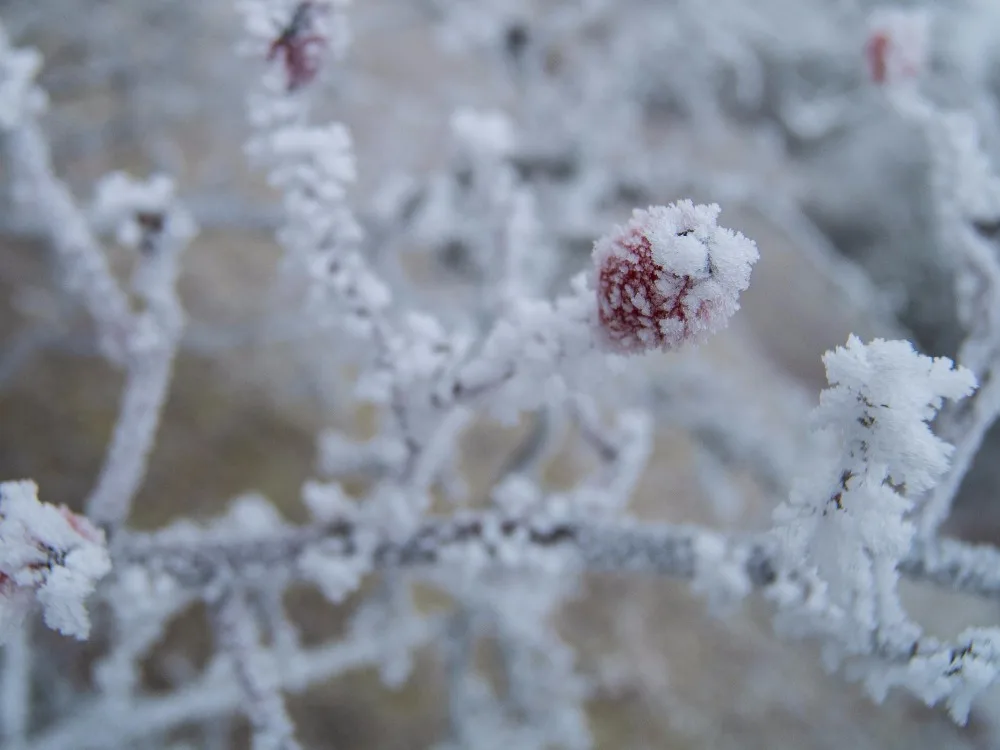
{"left": 771, "top": 336, "right": 975, "bottom": 662}
{"left": 868, "top": 627, "right": 1000, "bottom": 725}
{"left": 94, "top": 564, "right": 191, "bottom": 696}
{"left": 592, "top": 201, "right": 758, "bottom": 355}
{"left": 0, "top": 26, "right": 45, "bottom": 129}
{"left": 360, "top": 312, "right": 468, "bottom": 405}
{"left": 453, "top": 274, "right": 604, "bottom": 423}
{"left": 865, "top": 8, "right": 930, "bottom": 86}
{"left": 0, "top": 480, "right": 110, "bottom": 641}
{"left": 297, "top": 543, "right": 371, "bottom": 604}
{"left": 89, "top": 172, "right": 197, "bottom": 250}
{"left": 253, "top": 123, "right": 363, "bottom": 253}
{"left": 296, "top": 481, "right": 373, "bottom": 602}
{"left": 690, "top": 531, "right": 754, "bottom": 614}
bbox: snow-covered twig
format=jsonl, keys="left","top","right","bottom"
{"left": 84, "top": 173, "right": 195, "bottom": 534}
{"left": 0, "top": 27, "right": 131, "bottom": 363}
{"left": 211, "top": 587, "right": 301, "bottom": 750}
{"left": 26, "top": 616, "right": 443, "bottom": 750}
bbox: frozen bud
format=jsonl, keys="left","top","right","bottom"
{"left": 865, "top": 9, "right": 929, "bottom": 86}
{"left": 592, "top": 201, "right": 758, "bottom": 355}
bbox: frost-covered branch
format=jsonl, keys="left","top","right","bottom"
{"left": 0, "top": 24, "right": 193, "bottom": 535}
{"left": 0, "top": 28, "right": 132, "bottom": 362}
{"left": 115, "top": 511, "right": 774, "bottom": 591}
{"left": 769, "top": 335, "right": 996, "bottom": 723}
{"left": 111, "top": 502, "right": 1000, "bottom": 608}
{"left": 84, "top": 174, "right": 195, "bottom": 533}
{"left": 211, "top": 588, "right": 301, "bottom": 750}
{"left": 26, "top": 616, "right": 442, "bottom": 750}
{"left": 899, "top": 536, "right": 1000, "bottom": 601}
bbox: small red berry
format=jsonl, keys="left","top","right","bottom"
{"left": 866, "top": 32, "right": 891, "bottom": 84}
{"left": 592, "top": 202, "right": 758, "bottom": 355}
{"left": 864, "top": 10, "right": 928, "bottom": 86}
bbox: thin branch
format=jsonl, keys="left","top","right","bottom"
{"left": 26, "top": 616, "right": 442, "bottom": 750}
{"left": 115, "top": 514, "right": 771, "bottom": 592}
{"left": 210, "top": 588, "right": 301, "bottom": 750}
{"left": 899, "top": 537, "right": 1000, "bottom": 602}
{"left": 1, "top": 122, "right": 131, "bottom": 363}
{"left": 84, "top": 344, "right": 177, "bottom": 532}
{"left": 84, "top": 210, "right": 188, "bottom": 533}
{"left": 117, "top": 511, "right": 1000, "bottom": 604}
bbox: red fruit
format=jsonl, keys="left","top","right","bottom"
{"left": 592, "top": 202, "right": 758, "bottom": 355}
{"left": 863, "top": 10, "right": 928, "bottom": 86}
{"left": 866, "top": 32, "right": 891, "bottom": 84}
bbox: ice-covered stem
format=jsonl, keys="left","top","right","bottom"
{"left": 113, "top": 503, "right": 1000, "bottom": 605}
{"left": 857, "top": 627, "right": 1000, "bottom": 724}
{"left": 437, "top": 597, "right": 589, "bottom": 750}
{"left": 769, "top": 336, "right": 993, "bottom": 722}
{"left": 0, "top": 26, "right": 191, "bottom": 535}
{"left": 238, "top": 0, "right": 370, "bottom": 305}
{"left": 239, "top": 0, "right": 405, "bottom": 455}
{"left": 564, "top": 398, "right": 653, "bottom": 515}
{"left": 428, "top": 274, "right": 597, "bottom": 420}
{"left": 211, "top": 588, "right": 302, "bottom": 750}
{"left": 416, "top": 108, "right": 554, "bottom": 318}
{"left": 900, "top": 536, "right": 1000, "bottom": 600}
{"left": 116, "top": 511, "right": 771, "bottom": 594}
{"left": 0, "top": 24, "right": 131, "bottom": 363}
{"left": 341, "top": 577, "right": 414, "bottom": 688}
{"left": 464, "top": 405, "right": 648, "bottom": 750}
{"left": 84, "top": 174, "right": 194, "bottom": 534}
{"left": 0, "top": 481, "right": 110, "bottom": 642}
{"left": 480, "top": 575, "right": 590, "bottom": 750}
{"left": 25, "top": 617, "right": 442, "bottom": 750}
{"left": 84, "top": 351, "right": 176, "bottom": 533}
{"left": 773, "top": 336, "right": 975, "bottom": 638}
{"left": 93, "top": 565, "right": 193, "bottom": 699}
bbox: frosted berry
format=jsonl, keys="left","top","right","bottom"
{"left": 592, "top": 201, "right": 758, "bottom": 355}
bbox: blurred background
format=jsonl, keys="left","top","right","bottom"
{"left": 2, "top": 0, "right": 1000, "bottom": 747}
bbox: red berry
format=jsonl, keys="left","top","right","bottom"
{"left": 864, "top": 10, "right": 928, "bottom": 86}
{"left": 592, "top": 202, "right": 758, "bottom": 355}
